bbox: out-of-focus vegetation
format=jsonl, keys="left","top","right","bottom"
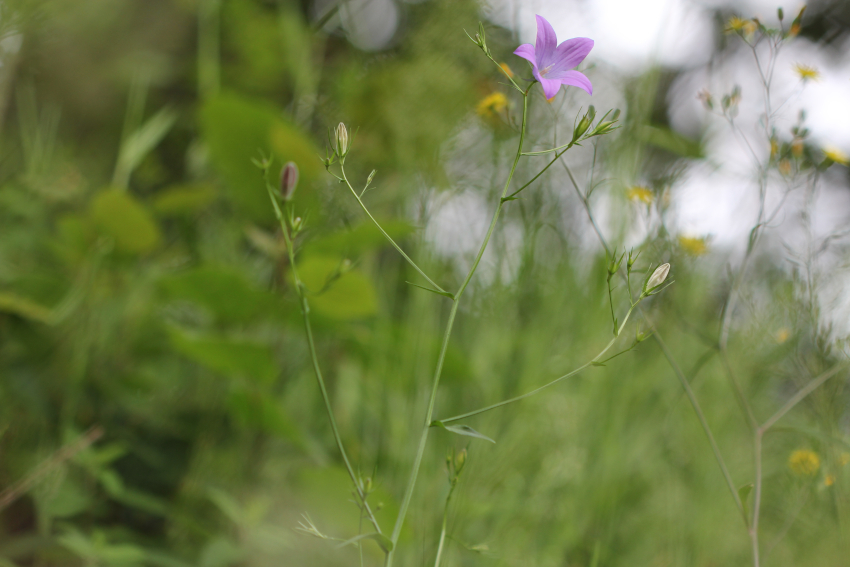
{"left": 1, "top": 1, "right": 849, "bottom": 566}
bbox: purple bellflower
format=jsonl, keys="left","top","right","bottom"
{"left": 514, "top": 15, "right": 594, "bottom": 99}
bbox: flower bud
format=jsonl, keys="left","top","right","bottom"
{"left": 279, "top": 161, "right": 299, "bottom": 201}
{"left": 454, "top": 448, "right": 467, "bottom": 474}
{"left": 645, "top": 263, "right": 670, "bottom": 292}
{"left": 335, "top": 122, "right": 350, "bottom": 157}
{"left": 573, "top": 106, "right": 596, "bottom": 140}
{"left": 292, "top": 216, "right": 303, "bottom": 232}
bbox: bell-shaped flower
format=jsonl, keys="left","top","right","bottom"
{"left": 513, "top": 15, "right": 594, "bottom": 100}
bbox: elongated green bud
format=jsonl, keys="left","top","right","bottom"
{"left": 280, "top": 161, "right": 299, "bottom": 201}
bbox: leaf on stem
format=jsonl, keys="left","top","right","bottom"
{"left": 405, "top": 282, "right": 454, "bottom": 299}
{"left": 335, "top": 532, "right": 394, "bottom": 553}
{"left": 738, "top": 483, "right": 753, "bottom": 522}
{"left": 431, "top": 421, "right": 495, "bottom": 444}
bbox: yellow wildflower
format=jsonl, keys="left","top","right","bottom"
{"left": 725, "top": 16, "right": 748, "bottom": 33}
{"left": 499, "top": 63, "right": 514, "bottom": 79}
{"left": 793, "top": 63, "right": 820, "bottom": 82}
{"left": 770, "top": 139, "right": 779, "bottom": 159}
{"left": 743, "top": 20, "right": 758, "bottom": 36}
{"left": 791, "top": 139, "right": 804, "bottom": 158}
{"left": 775, "top": 327, "right": 790, "bottom": 343}
{"left": 778, "top": 159, "right": 792, "bottom": 176}
{"left": 476, "top": 92, "right": 508, "bottom": 117}
{"left": 789, "top": 449, "right": 820, "bottom": 477}
{"left": 678, "top": 235, "right": 709, "bottom": 256}
{"left": 627, "top": 186, "right": 653, "bottom": 204}
{"left": 823, "top": 145, "right": 849, "bottom": 166}
{"left": 840, "top": 452, "right": 850, "bottom": 466}
{"left": 825, "top": 474, "right": 835, "bottom": 487}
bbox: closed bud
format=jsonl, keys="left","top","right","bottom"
{"left": 644, "top": 263, "right": 670, "bottom": 293}
{"left": 280, "top": 161, "right": 299, "bottom": 201}
{"left": 292, "top": 216, "right": 303, "bottom": 232}
{"left": 335, "top": 122, "right": 350, "bottom": 157}
{"left": 574, "top": 106, "right": 596, "bottom": 140}
{"left": 777, "top": 7, "right": 784, "bottom": 20}
{"left": 366, "top": 169, "right": 377, "bottom": 186}
{"left": 454, "top": 449, "right": 467, "bottom": 474}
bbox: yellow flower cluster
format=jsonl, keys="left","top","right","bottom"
{"left": 477, "top": 92, "right": 508, "bottom": 117}
{"left": 725, "top": 16, "right": 757, "bottom": 36}
{"left": 678, "top": 236, "right": 708, "bottom": 256}
{"left": 627, "top": 186, "right": 653, "bottom": 204}
{"left": 788, "top": 449, "right": 820, "bottom": 477}
{"left": 823, "top": 146, "right": 849, "bottom": 166}
{"left": 793, "top": 63, "right": 820, "bottom": 82}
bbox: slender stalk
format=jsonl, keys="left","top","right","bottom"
{"left": 265, "top": 182, "right": 383, "bottom": 537}
{"left": 560, "top": 141, "right": 750, "bottom": 531}
{"left": 339, "top": 164, "right": 448, "bottom": 295}
{"left": 384, "top": 84, "right": 532, "bottom": 567}
{"left": 433, "top": 480, "right": 458, "bottom": 567}
{"left": 760, "top": 365, "right": 845, "bottom": 432}
{"left": 507, "top": 142, "right": 575, "bottom": 199}
{"left": 750, "top": 429, "right": 763, "bottom": 567}
{"left": 439, "top": 305, "right": 638, "bottom": 424}
{"left": 652, "top": 331, "right": 749, "bottom": 527}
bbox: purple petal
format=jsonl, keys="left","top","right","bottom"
{"left": 534, "top": 15, "right": 557, "bottom": 68}
{"left": 538, "top": 77, "right": 562, "bottom": 100}
{"left": 513, "top": 43, "right": 537, "bottom": 68}
{"left": 548, "top": 38, "right": 594, "bottom": 75}
{"left": 557, "top": 70, "right": 593, "bottom": 95}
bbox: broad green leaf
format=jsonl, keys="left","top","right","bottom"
{"left": 336, "top": 532, "right": 394, "bottom": 553}
{"left": 199, "top": 93, "right": 320, "bottom": 223}
{"left": 0, "top": 291, "right": 52, "bottom": 323}
{"left": 431, "top": 421, "right": 495, "bottom": 443}
{"left": 227, "top": 388, "right": 299, "bottom": 441}
{"left": 42, "top": 477, "right": 91, "bottom": 519}
{"left": 298, "top": 256, "right": 377, "bottom": 320}
{"left": 159, "top": 265, "right": 281, "bottom": 323}
{"left": 168, "top": 327, "right": 277, "bottom": 384}
{"left": 152, "top": 184, "right": 218, "bottom": 216}
{"left": 90, "top": 188, "right": 161, "bottom": 254}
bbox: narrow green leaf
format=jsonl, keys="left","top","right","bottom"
{"left": 432, "top": 421, "right": 495, "bottom": 444}
{"left": 405, "top": 281, "right": 453, "bottom": 299}
{"left": 738, "top": 483, "right": 753, "bottom": 522}
{"left": 336, "top": 532, "right": 394, "bottom": 553}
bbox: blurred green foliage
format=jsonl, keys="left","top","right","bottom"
{"left": 0, "top": 1, "right": 848, "bottom": 566}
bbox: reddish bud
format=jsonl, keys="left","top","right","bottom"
{"left": 280, "top": 161, "right": 299, "bottom": 201}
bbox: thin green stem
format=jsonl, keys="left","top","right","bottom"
{"left": 433, "top": 480, "right": 457, "bottom": 567}
{"left": 339, "top": 164, "right": 448, "bottom": 295}
{"left": 651, "top": 330, "right": 749, "bottom": 527}
{"left": 265, "top": 181, "right": 383, "bottom": 537}
{"left": 760, "top": 364, "right": 845, "bottom": 432}
{"left": 607, "top": 276, "right": 618, "bottom": 335}
{"left": 385, "top": 84, "right": 532, "bottom": 567}
{"left": 507, "top": 142, "right": 574, "bottom": 200}
{"left": 522, "top": 140, "right": 575, "bottom": 156}
{"left": 388, "top": 299, "right": 459, "bottom": 561}
{"left": 439, "top": 304, "right": 637, "bottom": 424}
